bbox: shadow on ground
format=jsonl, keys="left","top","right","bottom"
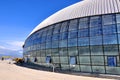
{"left": 14, "top": 63, "right": 120, "bottom": 80}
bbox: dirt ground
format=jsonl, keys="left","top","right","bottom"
{"left": 0, "top": 60, "right": 117, "bottom": 80}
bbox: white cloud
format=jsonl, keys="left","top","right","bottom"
{"left": 7, "top": 41, "right": 24, "bottom": 47}
{"left": 0, "top": 41, "right": 24, "bottom": 51}
{"left": 0, "top": 46, "right": 6, "bottom": 49}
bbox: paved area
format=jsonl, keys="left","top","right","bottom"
{"left": 0, "top": 60, "right": 118, "bottom": 80}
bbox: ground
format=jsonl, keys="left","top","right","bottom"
{"left": 0, "top": 60, "right": 118, "bottom": 80}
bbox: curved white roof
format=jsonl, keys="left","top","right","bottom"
{"left": 30, "top": 0, "right": 120, "bottom": 35}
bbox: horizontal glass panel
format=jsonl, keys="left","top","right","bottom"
{"left": 91, "top": 56, "right": 104, "bottom": 65}
{"left": 90, "top": 36, "right": 102, "bottom": 45}
{"left": 103, "top": 34, "right": 117, "bottom": 44}
{"left": 52, "top": 34, "right": 59, "bottom": 41}
{"left": 92, "top": 66, "right": 105, "bottom": 73}
{"left": 68, "top": 47, "right": 78, "bottom": 55}
{"left": 40, "top": 50, "right": 46, "bottom": 56}
{"left": 46, "top": 36, "right": 52, "bottom": 42}
{"left": 52, "top": 57, "right": 60, "bottom": 63}
{"left": 41, "top": 44, "right": 46, "bottom": 49}
{"left": 46, "top": 49, "right": 51, "bottom": 56}
{"left": 59, "top": 40, "right": 67, "bottom": 48}
{"left": 90, "top": 16, "right": 101, "bottom": 27}
{"left": 117, "top": 24, "right": 120, "bottom": 33}
{"left": 102, "top": 14, "right": 115, "bottom": 25}
{"left": 78, "top": 29, "right": 89, "bottom": 37}
{"left": 90, "top": 46, "right": 103, "bottom": 55}
{"left": 61, "top": 64, "right": 70, "bottom": 70}
{"left": 78, "top": 37, "right": 89, "bottom": 46}
{"left": 116, "top": 13, "right": 120, "bottom": 23}
{"left": 106, "top": 67, "right": 120, "bottom": 74}
{"left": 103, "top": 24, "right": 117, "bottom": 35}
{"left": 68, "top": 38, "right": 77, "bottom": 47}
{"left": 59, "top": 48, "right": 68, "bottom": 55}
{"left": 69, "top": 19, "right": 78, "bottom": 31}
{"left": 47, "top": 25, "right": 53, "bottom": 36}
{"left": 78, "top": 46, "right": 90, "bottom": 55}
{"left": 60, "top": 57, "right": 69, "bottom": 64}
{"left": 80, "top": 65, "right": 91, "bottom": 72}
{"left": 79, "top": 56, "right": 91, "bottom": 64}
{"left": 68, "top": 30, "right": 77, "bottom": 38}
{"left": 52, "top": 41, "right": 59, "bottom": 48}
{"left": 46, "top": 42, "right": 52, "bottom": 49}
{"left": 104, "top": 45, "right": 118, "bottom": 55}
{"left": 79, "top": 21, "right": 88, "bottom": 29}
{"left": 60, "top": 32, "right": 68, "bottom": 40}
{"left": 118, "top": 34, "right": 120, "bottom": 44}
{"left": 60, "top": 21, "right": 68, "bottom": 32}
{"left": 53, "top": 24, "right": 61, "bottom": 34}
{"left": 51, "top": 48, "right": 59, "bottom": 56}
{"left": 90, "top": 27, "right": 102, "bottom": 36}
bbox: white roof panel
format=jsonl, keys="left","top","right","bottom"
{"left": 29, "top": 0, "right": 120, "bottom": 36}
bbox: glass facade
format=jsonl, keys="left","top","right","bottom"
{"left": 23, "top": 13, "right": 120, "bottom": 75}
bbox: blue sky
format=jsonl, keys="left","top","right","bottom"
{"left": 0, "top": 0, "right": 80, "bottom": 55}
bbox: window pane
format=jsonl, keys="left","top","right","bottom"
{"left": 46, "top": 36, "right": 52, "bottom": 42}
{"left": 118, "top": 34, "right": 120, "bottom": 44}
{"left": 68, "top": 47, "right": 78, "bottom": 56}
{"left": 104, "top": 45, "right": 118, "bottom": 55}
{"left": 91, "top": 56, "right": 104, "bottom": 65}
{"left": 103, "top": 34, "right": 117, "bottom": 44}
{"left": 60, "top": 57, "right": 68, "bottom": 64}
{"left": 52, "top": 57, "right": 60, "bottom": 63}
{"left": 69, "top": 19, "right": 78, "bottom": 31}
{"left": 41, "top": 44, "right": 46, "bottom": 49}
{"left": 90, "top": 27, "right": 102, "bottom": 36}
{"left": 52, "top": 41, "right": 58, "bottom": 48}
{"left": 79, "top": 18, "right": 88, "bottom": 29}
{"left": 53, "top": 24, "right": 61, "bottom": 34}
{"left": 90, "top": 16, "right": 101, "bottom": 27}
{"left": 103, "top": 24, "right": 117, "bottom": 35}
{"left": 61, "top": 32, "right": 68, "bottom": 40}
{"left": 68, "top": 30, "right": 77, "bottom": 38}
{"left": 78, "top": 46, "right": 90, "bottom": 55}
{"left": 78, "top": 29, "right": 89, "bottom": 37}
{"left": 90, "top": 46, "right": 103, "bottom": 55}
{"left": 102, "top": 14, "right": 115, "bottom": 25}
{"left": 68, "top": 38, "right": 77, "bottom": 47}
{"left": 47, "top": 25, "right": 53, "bottom": 36}
{"left": 106, "top": 67, "right": 120, "bottom": 74}
{"left": 60, "top": 21, "right": 68, "bottom": 32}
{"left": 116, "top": 14, "right": 120, "bottom": 23}
{"left": 90, "top": 36, "right": 102, "bottom": 45}
{"left": 59, "top": 40, "right": 67, "bottom": 47}
{"left": 59, "top": 48, "right": 68, "bottom": 55}
{"left": 79, "top": 56, "right": 91, "bottom": 64}
{"left": 51, "top": 49, "right": 59, "bottom": 56}
{"left": 46, "top": 49, "right": 51, "bottom": 56}
{"left": 78, "top": 37, "right": 89, "bottom": 46}
{"left": 46, "top": 42, "right": 51, "bottom": 49}
{"left": 117, "top": 24, "right": 120, "bottom": 33}
{"left": 52, "top": 34, "right": 59, "bottom": 41}
{"left": 81, "top": 65, "right": 91, "bottom": 72}
{"left": 92, "top": 66, "right": 105, "bottom": 73}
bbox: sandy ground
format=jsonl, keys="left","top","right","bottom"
{"left": 0, "top": 60, "right": 117, "bottom": 80}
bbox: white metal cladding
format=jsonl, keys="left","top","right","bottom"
{"left": 30, "top": 0, "right": 120, "bottom": 35}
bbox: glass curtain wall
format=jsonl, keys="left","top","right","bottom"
{"left": 23, "top": 13, "right": 120, "bottom": 75}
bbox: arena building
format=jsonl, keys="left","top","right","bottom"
{"left": 23, "top": 0, "right": 120, "bottom": 75}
